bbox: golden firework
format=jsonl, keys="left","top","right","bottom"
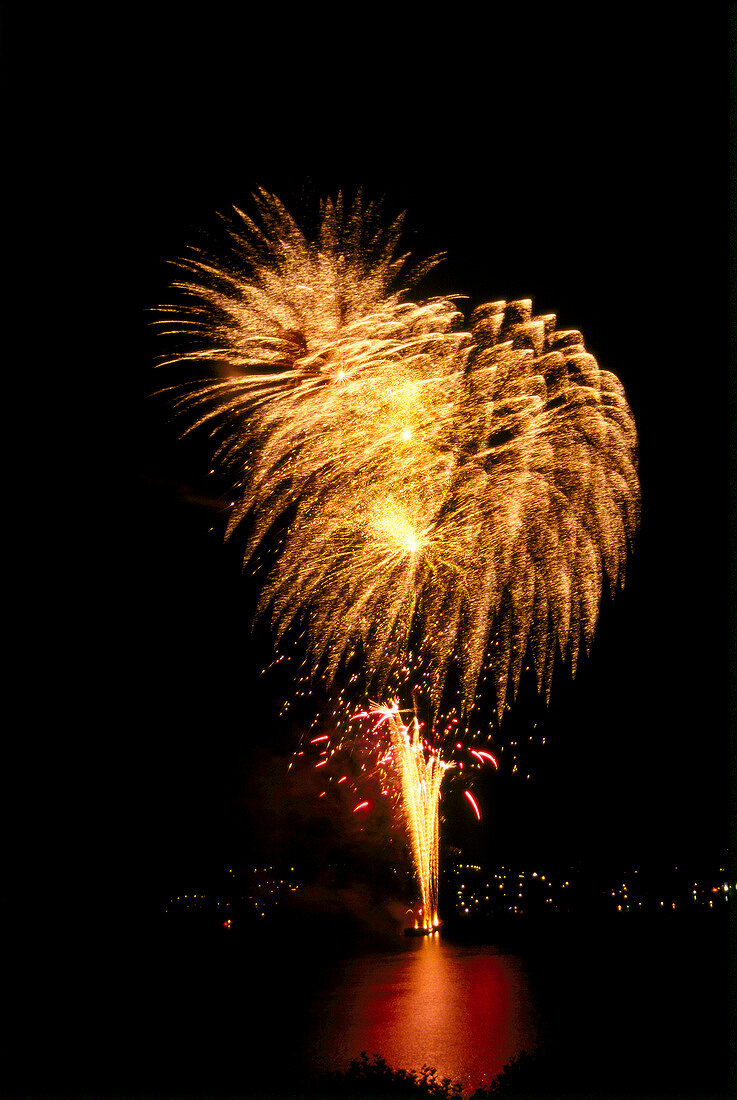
{"left": 158, "top": 191, "right": 639, "bottom": 716}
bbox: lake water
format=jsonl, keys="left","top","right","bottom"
{"left": 12, "top": 912, "right": 730, "bottom": 1096}
{"left": 298, "top": 936, "right": 538, "bottom": 1092}
{"left": 144, "top": 915, "right": 729, "bottom": 1096}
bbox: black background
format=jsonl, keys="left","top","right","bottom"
{"left": 8, "top": 9, "right": 732, "bottom": 1080}
{"left": 124, "top": 12, "right": 729, "bottom": 888}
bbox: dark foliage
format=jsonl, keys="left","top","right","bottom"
{"left": 310, "top": 1049, "right": 561, "bottom": 1099}
{"left": 316, "top": 1051, "right": 465, "bottom": 1098}
{"left": 469, "top": 1050, "right": 547, "bottom": 1096}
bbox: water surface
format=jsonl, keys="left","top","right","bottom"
{"left": 300, "top": 936, "right": 538, "bottom": 1092}
{"left": 14, "top": 913, "right": 730, "bottom": 1097}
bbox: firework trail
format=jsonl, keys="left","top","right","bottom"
{"left": 158, "top": 191, "right": 639, "bottom": 921}
{"left": 351, "top": 702, "right": 449, "bottom": 929}
{"left": 291, "top": 691, "right": 499, "bottom": 930}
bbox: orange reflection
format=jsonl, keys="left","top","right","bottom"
{"left": 305, "top": 940, "right": 537, "bottom": 1093}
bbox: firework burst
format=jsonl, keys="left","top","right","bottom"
{"left": 158, "top": 191, "right": 638, "bottom": 718}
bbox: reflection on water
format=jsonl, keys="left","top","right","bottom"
{"left": 302, "top": 937, "right": 538, "bottom": 1092}
{"left": 13, "top": 914, "right": 729, "bottom": 1097}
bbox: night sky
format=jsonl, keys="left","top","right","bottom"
{"left": 19, "top": 11, "right": 731, "bottom": 936}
